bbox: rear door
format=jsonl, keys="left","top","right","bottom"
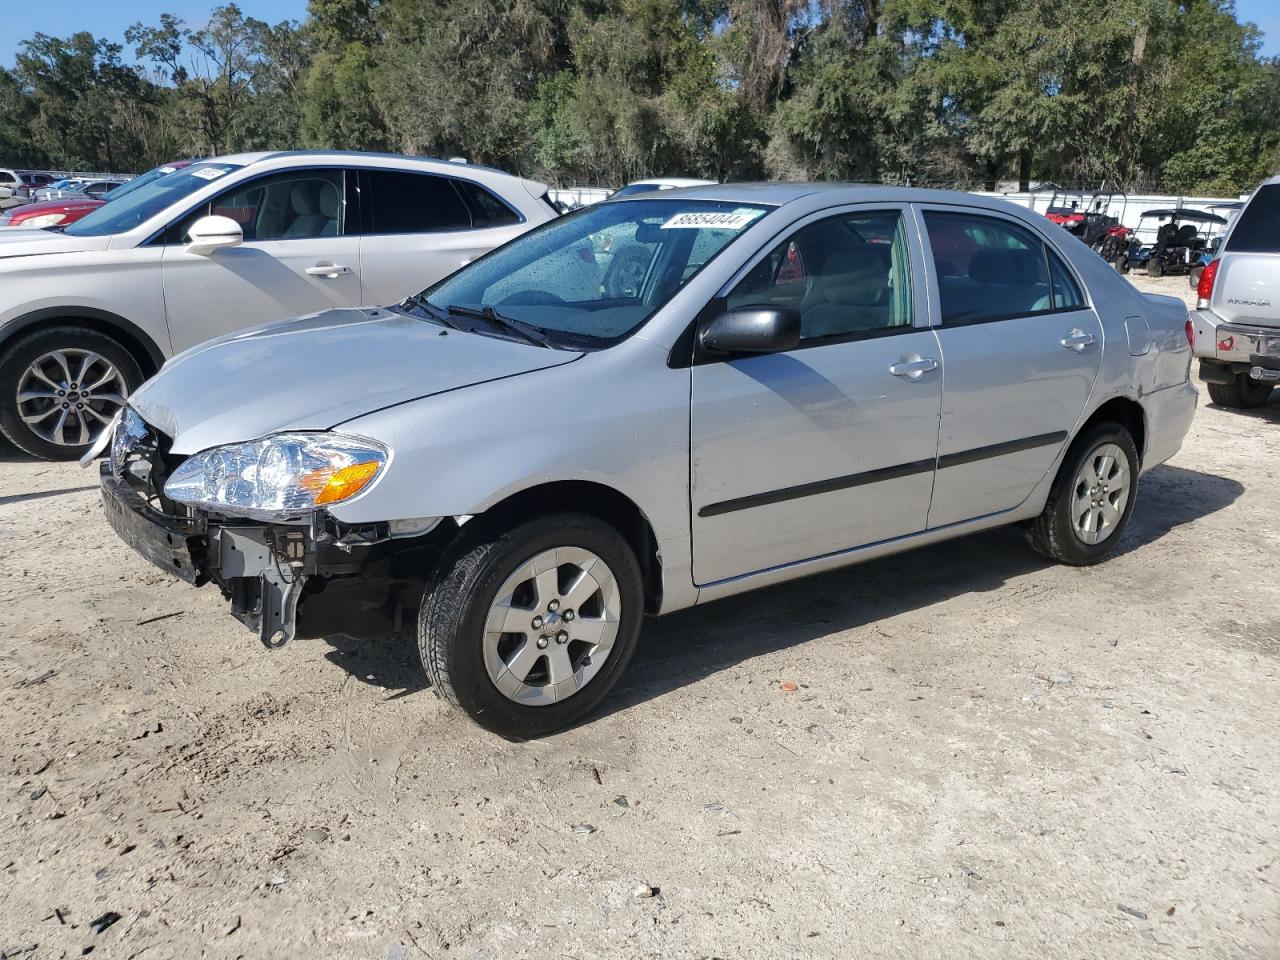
{"left": 160, "top": 167, "right": 363, "bottom": 351}
{"left": 355, "top": 169, "right": 533, "bottom": 305}
{"left": 919, "top": 205, "right": 1103, "bottom": 528}
{"left": 1215, "top": 183, "right": 1280, "bottom": 327}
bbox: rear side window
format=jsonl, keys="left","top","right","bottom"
{"left": 1226, "top": 184, "right": 1280, "bottom": 253}
{"left": 924, "top": 212, "right": 1075, "bottom": 325}
{"left": 452, "top": 180, "right": 521, "bottom": 227}
{"left": 362, "top": 170, "right": 472, "bottom": 233}
{"left": 1048, "top": 252, "right": 1085, "bottom": 308}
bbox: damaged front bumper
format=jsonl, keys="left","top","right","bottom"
{"left": 101, "top": 465, "right": 438, "bottom": 649}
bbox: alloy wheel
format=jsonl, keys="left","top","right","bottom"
{"left": 1071, "top": 442, "right": 1131, "bottom": 545}
{"left": 16, "top": 348, "right": 127, "bottom": 447}
{"left": 482, "top": 546, "right": 621, "bottom": 706}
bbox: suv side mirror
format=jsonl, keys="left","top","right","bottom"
{"left": 700, "top": 307, "right": 801, "bottom": 355}
{"left": 186, "top": 215, "right": 243, "bottom": 256}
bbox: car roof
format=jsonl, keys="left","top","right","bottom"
{"left": 608, "top": 181, "right": 1049, "bottom": 213}
{"left": 210, "top": 150, "right": 526, "bottom": 180}
{"left": 628, "top": 177, "right": 717, "bottom": 188}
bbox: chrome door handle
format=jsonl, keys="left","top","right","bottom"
{"left": 1060, "top": 329, "right": 1095, "bottom": 351}
{"left": 305, "top": 262, "right": 351, "bottom": 278}
{"left": 889, "top": 355, "right": 940, "bottom": 380}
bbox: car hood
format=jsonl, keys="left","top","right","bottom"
{"left": 0, "top": 228, "right": 113, "bottom": 257}
{"left": 128, "top": 307, "right": 582, "bottom": 454}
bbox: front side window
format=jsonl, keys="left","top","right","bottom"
{"left": 407, "top": 199, "right": 769, "bottom": 349}
{"left": 727, "top": 209, "right": 914, "bottom": 342}
{"left": 167, "top": 169, "right": 346, "bottom": 243}
{"left": 925, "top": 211, "right": 1067, "bottom": 325}
{"left": 65, "top": 161, "right": 244, "bottom": 238}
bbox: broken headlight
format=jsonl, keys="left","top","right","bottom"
{"left": 164, "top": 433, "right": 389, "bottom": 520}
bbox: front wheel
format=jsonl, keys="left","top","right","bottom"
{"left": 0, "top": 325, "right": 142, "bottom": 461}
{"left": 419, "top": 512, "right": 644, "bottom": 738}
{"left": 1147, "top": 257, "right": 1164, "bottom": 278}
{"left": 1027, "top": 423, "right": 1140, "bottom": 566}
{"left": 1207, "top": 372, "right": 1274, "bottom": 409}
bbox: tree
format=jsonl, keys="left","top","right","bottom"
{"left": 14, "top": 32, "right": 157, "bottom": 170}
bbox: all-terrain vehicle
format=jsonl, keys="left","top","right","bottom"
{"left": 1043, "top": 188, "right": 1128, "bottom": 251}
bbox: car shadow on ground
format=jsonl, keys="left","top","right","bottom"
{"left": 1204, "top": 393, "right": 1280, "bottom": 423}
{"left": 313, "top": 463, "right": 1242, "bottom": 720}
{"left": 594, "top": 462, "right": 1242, "bottom": 723}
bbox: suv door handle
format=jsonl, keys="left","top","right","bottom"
{"left": 306, "top": 262, "right": 351, "bottom": 278}
{"left": 1060, "top": 329, "right": 1095, "bottom": 351}
{"left": 889, "top": 355, "right": 940, "bottom": 380}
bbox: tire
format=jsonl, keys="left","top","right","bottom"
{"left": 1189, "top": 265, "right": 1203, "bottom": 290}
{"left": 1207, "top": 372, "right": 1274, "bottom": 409}
{"left": 1112, "top": 256, "right": 1129, "bottom": 274}
{"left": 419, "top": 512, "right": 644, "bottom": 738}
{"left": 1026, "top": 422, "right": 1141, "bottom": 566}
{"left": 1147, "top": 257, "right": 1163, "bottom": 278}
{"left": 0, "top": 325, "right": 143, "bottom": 461}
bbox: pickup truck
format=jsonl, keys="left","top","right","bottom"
{"left": 1189, "top": 177, "right": 1280, "bottom": 408}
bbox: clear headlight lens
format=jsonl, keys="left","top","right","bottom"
{"left": 21, "top": 213, "right": 68, "bottom": 227}
{"left": 164, "top": 433, "right": 389, "bottom": 519}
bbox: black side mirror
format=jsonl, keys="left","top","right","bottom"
{"left": 700, "top": 307, "right": 801, "bottom": 355}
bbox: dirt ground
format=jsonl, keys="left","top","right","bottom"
{"left": 1, "top": 273, "right": 1277, "bottom": 960}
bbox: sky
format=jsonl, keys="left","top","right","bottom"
{"left": 1, "top": 0, "right": 1277, "bottom": 68}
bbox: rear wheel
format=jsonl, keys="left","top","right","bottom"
{"left": 419, "top": 512, "right": 644, "bottom": 738}
{"left": 1147, "top": 257, "right": 1164, "bottom": 278}
{"left": 1112, "top": 255, "right": 1129, "bottom": 274}
{"left": 1189, "top": 265, "right": 1203, "bottom": 290}
{"left": 1207, "top": 372, "right": 1274, "bottom": 409}
{"left": 0, "top": 326, "right": 142, "bottom": 461}
{"left": 1027, "top": 423, "right": 1140, "bottom": 566}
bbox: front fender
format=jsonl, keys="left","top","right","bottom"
{"left": 331, "top": 336, "right": 698, "bottom": 611}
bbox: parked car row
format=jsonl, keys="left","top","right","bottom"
{"left": 0, "top": 151, "right": 1239, "bottom": 735}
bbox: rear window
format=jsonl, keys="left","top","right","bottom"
{"left": 1226, "top": 185, "right": 1280, "bottom": 253}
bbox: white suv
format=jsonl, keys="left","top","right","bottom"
{"left": 0, "top": 151, "right": 557, "bottom": 459}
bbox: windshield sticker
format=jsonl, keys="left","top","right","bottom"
{"left": 191, "top": 167, "right": 231, "bottom": 181}
{"left": 661, "top": 210, "right": 763, "bottom": 231}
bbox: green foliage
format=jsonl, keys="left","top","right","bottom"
{"left": 4, "top": 0, "right": 1277, "bottom": 194}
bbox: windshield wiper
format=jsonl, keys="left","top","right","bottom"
{"left": 400, "top": 293, "right": 460, "bottom": 329}
{"left": 446, "top": 304, "right": 553, "bottom": 348}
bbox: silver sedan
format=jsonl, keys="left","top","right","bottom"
{"left": 97, "top": 184, "right": 1198, "bottom": 736}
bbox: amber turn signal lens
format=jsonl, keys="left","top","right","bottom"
{"left": 300, "top": 460, "right": 381, "bottom": 505}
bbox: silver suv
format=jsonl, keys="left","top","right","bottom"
{"left": 95, "top": 184, "right": 1197, "bottom": 737}
{"left": 1190, "top": 177, "right": 1280, "bottom": 408}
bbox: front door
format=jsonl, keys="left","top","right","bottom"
{"left": 918, "top": 206, "right": 1104, "bottom": 528}
{"left": 161, "top": 168, "right": 363, "bottom": 351}
{"left": 690, "top": 207, "right": 943, "bottom": 585}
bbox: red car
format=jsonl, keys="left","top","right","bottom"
{"left": 0, "top": 161, "right": 194, "bottom": 229}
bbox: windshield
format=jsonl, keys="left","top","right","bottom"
{"left": 407, "top": 199, "right": 769, "bottom": 349}
{"left": 100, "top": 165, "right": 181, "bottom": 203}
{"left": 64, "top": 161, "right": 242, "bottom": 237}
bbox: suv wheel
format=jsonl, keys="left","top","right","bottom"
{"left": 1207, "top": 372, "right": 1274, "bottom": 409}
{"left": 0, "top": 326, "right": 143, "bottom": 461}
{"left": 419, "top": 512, "right": 644, "bottom": 738}
{"left": 1027, "top": 423, "right": 1140, "bottom": 566}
